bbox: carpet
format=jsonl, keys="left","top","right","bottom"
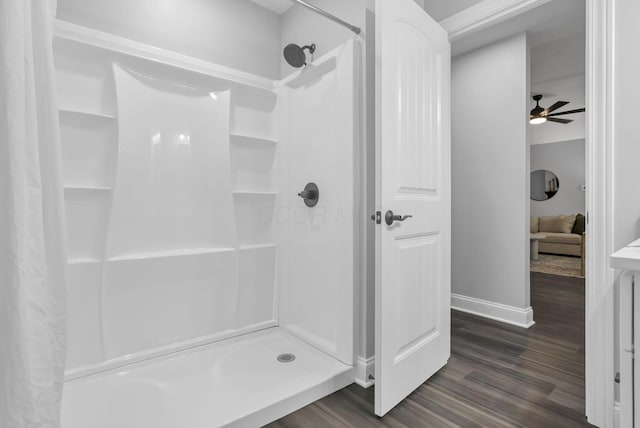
{"left": 530, "top": 254, "right": 584, "bottom": 278}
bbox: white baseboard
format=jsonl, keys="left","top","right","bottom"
{"left": 354, "top": 356, "right": 375, "bottom": 388}
{"left": 451, "top": 294, "right": 535, "bottom": 328}
{"left": 614, "top": 401, "right": 621, "bottom": 428}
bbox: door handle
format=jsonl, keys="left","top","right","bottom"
{"left": 385, "top": 210, "right": 412, "bottom": 226}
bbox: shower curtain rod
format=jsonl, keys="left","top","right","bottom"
{"left": 290, "top": 0, "right": 361, "bottom": 35}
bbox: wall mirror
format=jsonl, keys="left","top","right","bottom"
{"left": 531, "top": 169, "right": 559, "bottom": 201}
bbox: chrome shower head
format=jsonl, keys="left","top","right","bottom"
{"left": 283, "top": 43, "right": 316, "bottom": 68}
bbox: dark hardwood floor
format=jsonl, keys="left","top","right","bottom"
{"left": 267, "top": 272, "right": 592, "bottom": 427}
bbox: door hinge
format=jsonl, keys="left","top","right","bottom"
{"left": 370, "top": 211, "right": 381, "bottom": 224}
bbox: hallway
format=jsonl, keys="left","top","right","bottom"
{"left": 268, "top": 272, "right": 592, "bottom": 427}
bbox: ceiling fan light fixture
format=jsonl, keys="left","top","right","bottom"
{"left": 530, "top": 94, "right": 545, "bottom": 118}
{"left": 530, "top": 106, "right": 544, "bottom": 116}
{"left": 528, "top": 94, "right": 582, "bottom": 125}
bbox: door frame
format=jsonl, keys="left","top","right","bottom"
{"left": 440, "top": 0, "right": 615, "bottom": 426}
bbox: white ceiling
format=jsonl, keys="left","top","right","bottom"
{"left": 420, "top": 0, "right": 485, "bottom": 22}
{"left": 449, "top": 0, "right": 586, "bottom": 57}
{"left": 249, "top": 0, "right": 293, "bottom": 15}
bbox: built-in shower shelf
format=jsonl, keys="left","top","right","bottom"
{"left": 230, "top": 134, "right": 276, "bottom": 146}
{"left": 64, "top": 186, "right": 112, "bottom": 192}
{"left": 238, "top": 243, "right": 276, "bottom": 251}
{"left": 107, "top": 247, "right": 236, "bottom": 262}
{"left": 59, "top": 108, "right": 117, "bottom": 120}
{"left": 68, "top": 258, "right": 101, "bottom": 265}
{"left": 232, "top": 191, "right": 277, "bottom": 196}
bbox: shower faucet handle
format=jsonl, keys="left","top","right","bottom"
{"left": 298, "top": 183, "right": 319, "bottom": 207}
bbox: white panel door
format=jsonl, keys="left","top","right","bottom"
{"left": 374, "top": 0, "right": 451, "bottom": 416}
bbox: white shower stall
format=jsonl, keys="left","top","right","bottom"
{"left": 56, "top": 20, "right": 359, "bottom": 427}
{"left": 50, "top": 0, "right": 451, "bottom": 425}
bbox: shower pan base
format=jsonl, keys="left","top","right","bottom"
{"left": 61, "top": 328, "right": 354, "bottom": 428}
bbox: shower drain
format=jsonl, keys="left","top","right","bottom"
{"left": 277, "top": 353, "right": 296, "bottom": 363}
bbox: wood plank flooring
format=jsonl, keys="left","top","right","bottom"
{"left": 267, "top": 272, "right": 593, "bottom": 427}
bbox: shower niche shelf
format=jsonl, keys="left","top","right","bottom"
{"left": 230, "top": 137, "right": 276, "bottom": 192}
{"left": 59, "top": 108, "right": 117, "bottom": 120}
{"left": 60, "top": 109, "right": 117, "bottom": 189}
{"left": 107, "top": 247, "right": 236, "bottom": 263}
{"left": 238, "top": 243, "right": 276, "bottom": 251}
{"left": 232, "top": 191, "right": 277, "bottom": 196}
{"left": 230, "top": 86, "right": 276, "bottom": 141}
{"left": 230, "top": 134, "right": 276, "bottom": 145}
{"left": 230, "top": 135, "right": 276, "bottom": 191}
{"left": 55, "top": 37, "right": 118, "bottom": 119}
{"left": 67, "top": 258, "right": 102, "bottom": 265}
{"left": 64, "top": 186, "right": 112, "bottom": 192}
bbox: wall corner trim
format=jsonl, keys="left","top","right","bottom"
{"left": 451, "top": 294, "right": 535, "bottom": 328}
{"left": 440, "top": 0, "right": 552, "bottom": 42}
{"left": 354, "top": 356, "right": 375, "bottom": 388}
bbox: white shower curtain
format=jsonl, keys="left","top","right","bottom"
{"left": 0, "top": 1, "right": 68, "bottom": 427}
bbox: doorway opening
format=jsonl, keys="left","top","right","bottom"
{"left": 445, "top": 0, "right": 609, "bottom": 425}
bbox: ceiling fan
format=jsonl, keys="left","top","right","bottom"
{"left": 530, "top": 94, "right": 585, "bottom": 125}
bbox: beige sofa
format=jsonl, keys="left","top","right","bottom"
{"left": 530, "top": 214, "right": 585, "bottom": 257}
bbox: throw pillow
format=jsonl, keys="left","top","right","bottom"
{"left": 572, "top": 213, "right": 586, "bottom": 235}
{"left": 554, "top": 214, "right": 576, "bottom": 233}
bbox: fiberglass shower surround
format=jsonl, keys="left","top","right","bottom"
{"left": 54, "top": 18, "right": 359, "bottom": 427}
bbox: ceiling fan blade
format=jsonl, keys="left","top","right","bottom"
{"left": 545, "top": 101, "right": 570, "bottom": 113}
{"left": 547, "top": 117, "right": 573, "bottom": 124}
{"left": 546, "top": 108, "right": 586, "bottom": 117}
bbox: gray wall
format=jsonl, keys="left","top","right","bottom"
{"left": 530, "top": 139, "right": 585, "bottom": 217}
{"left": 57, "top": 0, "right": 282, "bottom": 79}
{"left": 452, "top": 33, "right": 530, "bottom": 309}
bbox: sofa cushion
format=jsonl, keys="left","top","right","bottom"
{"left": 530, "top": 217, "right": 539, "bottom": 233}
{"left": 539, "top": 215, "right": 576, "bottom": 233}
{"left": 539, "top": 241, "right": 582, "bottom": 257}
{"left": 572, "top": 213, "right": 586, "bottom": 235}
{"left": 538, "top": 216, "right": 555, "bottom": 232}
{"left": 540, "top": 232, "right": 582, "bottom": 245}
